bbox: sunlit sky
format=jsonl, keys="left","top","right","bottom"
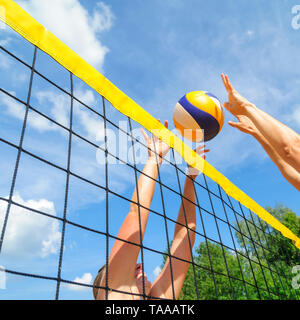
{"left": 0, "top": 0, "right": 299, "bottom": 299}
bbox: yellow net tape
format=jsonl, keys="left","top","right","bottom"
{"left": 0, "top": 0, "right": 299, "bottom": 249}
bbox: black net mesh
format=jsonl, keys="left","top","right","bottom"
{"left": 0, "top": 30, "right": 299, "bottom": 300}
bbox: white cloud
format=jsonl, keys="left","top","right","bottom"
{"left": 74, "top": 88, "right": 96, "bottom": 106}
{"left": 0, "top": 87, "right": 133, "bottom": 208}
{"left": 153, "top": 266, "right": 161, "bottom": 277}
{"left": 0, "top": 193, "right": 61, "bottom": 259}
{"left": 92, "top": 2, "right": 114, "bottom": 32}
{"left": 0, "top": 90, "right": 61, "bottom": 132}
{"left": 0, "top": 91, "right": 24, "bottom": 120}
{"left": 36, "top": 91, "right": 70, "bottom": 128}
{"left": 16, "top": 0, "right": 114, "bottom": 70}
{"left": 0, "top": 88, "right": 104, "bottom": 139}
{"left": 66, "top": 272, "right": 93, "bottom": 291}
{"left": 34, "top": 88, "right": 105, "bottom": 141}
{"left": 0, "top": 38, "right": 12, "bottom": 47}
{"left": 73, "top": 89, "right": 106, "bottom": 141}
{"left": 0, "top": 50, "right": 12, "bottom": 69}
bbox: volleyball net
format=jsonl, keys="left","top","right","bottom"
{"left": 0, "top": 0, "right": 299, "bottom": 300}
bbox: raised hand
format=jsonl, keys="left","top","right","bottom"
{"left": 186, "top": 145, "right": 210, "bottom": 178}
{"left": 221, "top": 74, "right": 254, "bottom": 117}
{"left": 228, "top": 114, "right": 258, "bottom": 136}
{"left": 140, "top": 119, "right": 171, "bottom": 163}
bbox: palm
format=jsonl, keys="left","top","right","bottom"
{"left": 140, "top": 120, "right": 170, "bottom": 161}
{"left": 228, "top": 90, "right": 252, "bottom": 116}
{"left": 235, "top": 115, "right": 257, "bottom": 135}
{"left": 221, "top": 74, "right": 253, "bottom": 117}
{"left": 187, "top": 145, "right": 210, "bottom": 178}
{"left": 147, "top": 134, "right": 170, "bottom": 159}
{"left": 221, "top": 74, "right": 259, "bottom": 136}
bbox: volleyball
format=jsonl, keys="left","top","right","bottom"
{"left": 173, "top": 91, "right": 224, "bottom": 142}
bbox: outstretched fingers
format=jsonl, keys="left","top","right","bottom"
{"left": 221, "top": 73, "right": 228, "bottom": 91}
{"left": 154, "top": 119, "right": 161, "bottom": 142}
{"left": 140, "top": 128, "right": 149, "bottom": 142}
{"left": 141, "top": 119, "right": 168, "bottom": 145}
{"left": 228, "top": 121, "right": 240, "bottom": 129}
{"left": 195, "top": 145, "right": 210, "bottom": 157}
{"left": 225, "top": 75, "right": 235, "bottom": 92}
{"left": 155, "top": 119, "right": 168, "bottom": 142}
{"left": 221, "top": 73, "right": 235, "bottom": 93}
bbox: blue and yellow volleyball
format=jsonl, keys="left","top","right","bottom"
{"left": 173, "top": 91, "right": 224, "bottom": 142}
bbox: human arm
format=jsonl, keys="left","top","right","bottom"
{"left": 224, "top": 113, "right": 300, "bottom": 191}
{"left": 98, "top": 121, "right": 170, "bottom": 297}
{"left": 221, "top": 74, "right": 300, "bottom": 172}
{"left": 254, "top": 129, "right": 300, "bottom": 191}
{"left": 150, "top": 146, "right": 209, "bottom": 299}
{"left": 247, "top": 107, "right": 300, "bottom": 171}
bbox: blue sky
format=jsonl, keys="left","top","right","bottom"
{"left": 0, "top": 0, "right": 299, "bottom": 299}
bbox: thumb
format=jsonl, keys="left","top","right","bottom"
{"left": 228, "top": 121, "right": 242, "bottom": 129}
{"left": 223, "top": 102, "right": 232, "bottom": 112}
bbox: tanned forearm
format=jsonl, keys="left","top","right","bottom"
{"left": 247, "top": 105, "right": 300, "bottom": 171}
{"left": 172, "top": 176, "right": 197, "bottom": 250}
{"left": 156, "top": 175, "right": 197, "bottom": 299}
{"left": 105, "top": 158, "right": 161, "bottom": 289}
{"left": 129, "top": 158, "right": 161, "bottom": 234}
{"left": 254, "top": 131, "right": 300, "bottom": 191}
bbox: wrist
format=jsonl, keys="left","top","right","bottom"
{"left": 252, "top": 130, "right": 263, "bottom": 142}
{"left": 187, "top": 174, "right": 197, "bottom": 180}
{"left": 252, "top": 130, "right": 259, "bottom": 139}
{"left": 148, "top": 156, "right": 162, "bottom": 166}
{"left": 244, "top": 103, "right": 258, "bottom": 116}
{"left": 186, "top": 167, "right": 198, "bottom": 180}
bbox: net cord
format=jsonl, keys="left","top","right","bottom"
{"left": 0, "top": 0, "right": 298, "bottom": 248}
